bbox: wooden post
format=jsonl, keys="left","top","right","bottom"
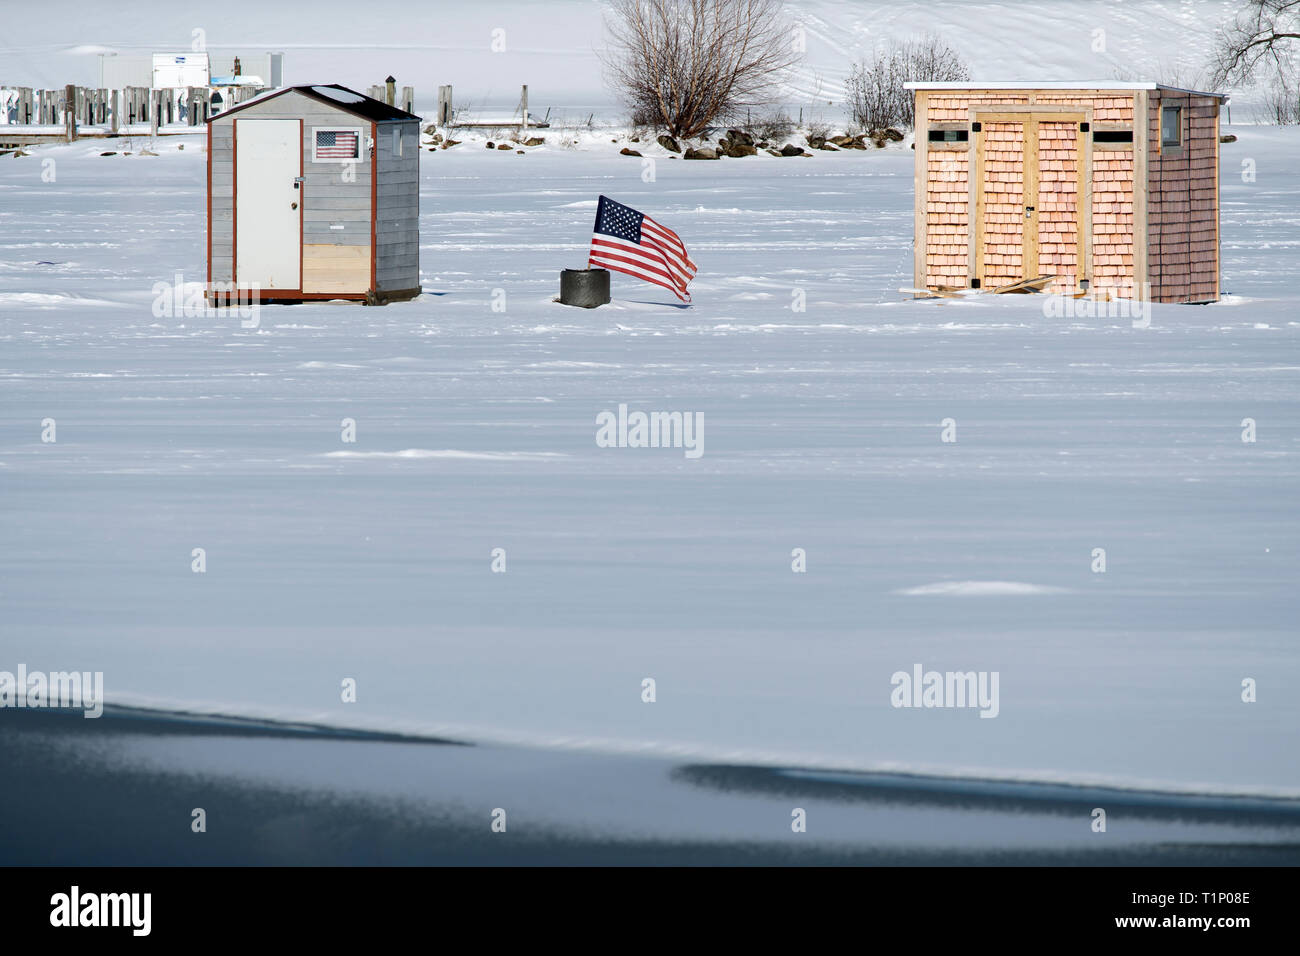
{"left": 521, "top": 84, "right": 528, "bottom": 133}
{"left": 368, "top": 85, "right": 384, "bottom": 102}
{"left": 64, "top": 84, "right": 77, "bottom": 142}
{"left": 385, "top": 75, "right": 396, "bottom": 107}
{"left": 913, "top": 90, "right": 928, "bottom": 290}
{"left": 150, "top": 89, "right": 161, "bottom": 137}
{"left": 437, "top": 85, "right": 452, "bottom": 125}
{"left": 401, "top": 85, "right": 413, "bottom": 114}
{"left": 19, "top": 87, "right": 32, "bottom": 124}
{"left": 1133, "top": 88, "right": 1150, "bottom": 300}
{"left": 110, "top": 89, "right": 120, "bottom": 134}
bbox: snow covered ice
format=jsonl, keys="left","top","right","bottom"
{"left": 2, "top": 0, "right": 1299, "bottom": 833}
{"left": 2, "top": 122, "right": 1298, "bottom": 802}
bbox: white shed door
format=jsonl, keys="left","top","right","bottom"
{"left": 235, "top": 119, "right": 301, "bottom": 290}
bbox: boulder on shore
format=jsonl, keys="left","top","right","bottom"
{"left": 684, "top": 146, "right": 719, "bottom": 160}
{"left": 657, "top": 134, "right": 681, "bottom": 153}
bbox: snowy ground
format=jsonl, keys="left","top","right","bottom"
{"left": 1, "top": 124, "right": 1298, "bottom": 810}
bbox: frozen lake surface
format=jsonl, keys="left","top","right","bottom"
{"left": 1, "top": 127, "right": 1297, "bottom": 800}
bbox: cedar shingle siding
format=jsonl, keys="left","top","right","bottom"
{"left": 912, "top": 84, "right": 1223, "bottom": 303}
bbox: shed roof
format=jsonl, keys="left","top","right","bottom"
{"left": 904, "top": 80, "right": 1226, "bottom": 99}
{"left": 209, "top": 84, "right": 421, "bottom": 123}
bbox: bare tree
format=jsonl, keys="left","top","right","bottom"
{"left": 846, "top": 35, "right": 969, "bottom": 131}
{"left": 602, "top": 0, "right": 801, "bottom": 139}
{"left": 1210, "top": 0, "right": 1300, "bottom": 87}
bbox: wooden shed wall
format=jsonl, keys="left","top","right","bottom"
{"left": 1147, "top": 92, "right": 1219, "bottom": 303}
{"left": 208, "top": 90, "right": 374, "bottom": 293}
{"left": 1087, "top": 147, "right": 1138, "bottom": 299}
{"left": 920, "top": 90, "right": 1139, "bottom": 294}
{"left": 209, "top": 120, "right": 234, "bottom": 285}
{"left": 374, "top": 120, "right": 420, "bottom": 293}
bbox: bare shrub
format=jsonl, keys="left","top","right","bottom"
{"left": 1261, "top": 72, "right": 1300, "bottom": 123}
{"left": 846, "top": 35, "right": 970, "bottom": 131}
{"left": 805, "top": 116, "right": 831, "bottom": 139}
{"left": 602, "top": 0, "right": 802, "bottom": 139}
{"left": 745, "top": 110, "right": 794, "bottom": 141}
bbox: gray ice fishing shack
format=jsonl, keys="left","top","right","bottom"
{"left": 207, "top": 84, "right": 421, "bottom": 303}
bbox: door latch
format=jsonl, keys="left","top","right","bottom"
{"left": 1024, "top": 205, "right": 1035, "bottom": 219}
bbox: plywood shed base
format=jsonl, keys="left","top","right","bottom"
{"left": 906, "top": 82, "right": 1226, "bottom": 304}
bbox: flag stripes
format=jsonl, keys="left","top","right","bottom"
{"left": 587, "top": 195, "right": 696, "bottom": 302}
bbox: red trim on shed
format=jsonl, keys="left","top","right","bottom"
{"left": 206, "top": 120, "right": 212, "bottom": 293}
{"left": 370, "top": 120, "right": 378, "bottom": 294}
{"left": 298, "top": 118, "right": 304, "bottom": 294}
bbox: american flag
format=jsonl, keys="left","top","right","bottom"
{"left": 316, "top": 130, "right": 358, "bottom": 159}
{"left": 588, "top": 195, "right": 696, "bottom": 302}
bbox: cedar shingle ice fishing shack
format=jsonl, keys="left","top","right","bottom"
{"left": 207, "top": 84, "right": 420, "bottom": 303}
{"left": 907, "top": 82, "right": 1227, "bottom": 302}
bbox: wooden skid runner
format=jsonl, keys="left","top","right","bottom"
{"left": 901, "top": 275, "right": 1058, "bottom": 299}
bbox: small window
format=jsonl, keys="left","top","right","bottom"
{"left": 928, "top": 128, "right": 968, "bottom": 142}
{"left": 312, "top": 126, "right": 362, "bottom": 163}
{"left": 1093, "top": 130, "right": 1134, "bottom": 143}
{"left": 1161, "top": 107, "right": 1182, "bottom": 147}
{"left": 391, "top": 126, "right": 402, "bottom": 157}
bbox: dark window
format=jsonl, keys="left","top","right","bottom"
{"left": 1161, "top": 106, "right": 1182, "bottom": 147}
{"left": 928, "top": 129, "right": 969, "bottom": 142}
{"left": 1093, "top": 130, "right": 1134, "bottom": 143}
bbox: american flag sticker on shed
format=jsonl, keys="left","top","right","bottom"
{"left": 315, "top": 129, "right": 359, "bottom": 159}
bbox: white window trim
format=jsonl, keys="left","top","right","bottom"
{"left": 311, "top": 125, "right": 364, "bottom": 164}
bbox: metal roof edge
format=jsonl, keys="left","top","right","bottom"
{"left": 207, "top": 84, "right": 421, "bottom": 124}
{"left": 904, "top": 80, "right": 1227, "bottom": 98}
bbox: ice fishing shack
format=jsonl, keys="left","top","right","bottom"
{"left": 907, "top": 82, "right": 1227, "bottom": 303}
{"left": 207, "top": 84, "right": 421, "bottom": 303}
